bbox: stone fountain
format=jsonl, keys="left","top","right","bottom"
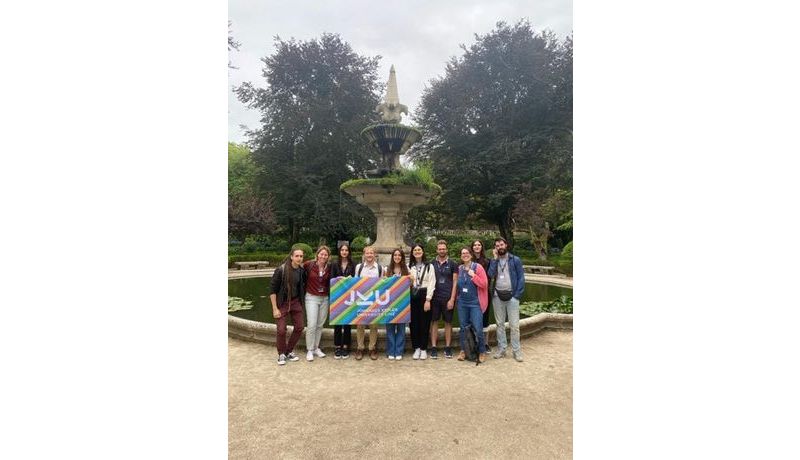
{"left": 341, "top": 65, "right": 436, "bottom": 265}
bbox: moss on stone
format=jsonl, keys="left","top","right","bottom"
{"left": 340, "top": 168, "right": 441, "bottom": 193}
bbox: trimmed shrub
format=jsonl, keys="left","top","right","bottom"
{"left": 241, "top": 236, "right": 264, "bottom": 253}
{"left": 291, "top": 243, "right": 313, "bottom": 259}
{"left": 351, "top": 236, "right": 369, "bottom": 251}
{"left": 561, "top": 241, "right": 573, "bottom": 260}
{"left": 559, "top": 241, "right": 573, "bottom": 276}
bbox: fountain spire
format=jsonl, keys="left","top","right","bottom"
{"left": 375, "top": 65, "right": 408, "bottom": 123}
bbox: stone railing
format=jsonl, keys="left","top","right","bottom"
{"left": 228, "top": 312, "right": 572, "bottom": 350}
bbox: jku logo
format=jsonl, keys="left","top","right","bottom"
{"left": 343, "top": 289, "right": 391, "bottom": 306}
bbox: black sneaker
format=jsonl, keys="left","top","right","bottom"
{"left": 286, "top": 352, "right": 300, "bottom": 362}
{"left": 444, "top": 347, "right": 453, "bottom": 359}
{"left": 342, "top": 348, "right": 350, "bottom": 359}
{"left": 334, "top": 348, "right": 342, "bottom": 359}
{"left": 430, "top": 347, "right": 438, "bottom": 359}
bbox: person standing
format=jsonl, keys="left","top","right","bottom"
{"left": 330, "top": 243, "right": 355, "bottom": 359}
{"left": 409, "top": 243, "right": 435, "bottom": 360}
{"left": 270, "top": 248, "right": 306, "bottom": 366}
{"left": 354, "top": 246, "right": 385, "bottom": 360}
{"left": 470, "top": 239, "right": 492, "bottom": 354}
{"left": 429, "top": 239, "right": 459, "bottom": 359}
{"left": 455, "top": 247, "right": 488, "bottom": 363}
{"left": 386, "top": 248, "right": 410, "bottom": 360}
{"left": 303, "top": 245, "right": 332, "bottom": 362}
{"left": 487, "top": 237, "right": 526, "bottom": 362}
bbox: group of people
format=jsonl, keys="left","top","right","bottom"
{"left": 268, "top": 238, "right": 526, "bottom": 366}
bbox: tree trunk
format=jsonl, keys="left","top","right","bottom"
{"left": 288, "top": 218, "right": 299, "bottom": 245}
{"left": 528, "top": 225, "right": 549, "bottom": 261}
{"left": 497, "top": 212, "right": 515, "bottom": 249}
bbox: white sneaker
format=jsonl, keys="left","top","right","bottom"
{"left": 388, "top": 355, "right": 395, "bottom": 360}
{"left": 314, "top": 348, "right": 326, "bottom": 358}
{"left": 306, "top": 350, "right": 314, "bottom": 362}
{"left": 395, "top": 355, "right": 403, "bottom": 360}
{"left": 413, "top": 348, "right": 421, "bottom": 360}
{"left": 420, "top": 350, "right": 427, "bottom": 360}
{"left": 277, "top": 354, "right": 286, "bottom": 366}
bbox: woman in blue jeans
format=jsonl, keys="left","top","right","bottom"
{"left": 386, "top": 248, "right": 409, "bottom": 360}
{"left": 455, "top": 247, "right": 488, "bottom": 363}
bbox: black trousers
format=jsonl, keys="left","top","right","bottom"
{"left": 410, "top": 289, "right": 432, "bottom": 350}
{"left": 333, "top": 325, "right": 351, "bottom": 348}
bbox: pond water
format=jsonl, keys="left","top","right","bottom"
{"left": 229, "top": 276, "right": 572, "bottom": 327}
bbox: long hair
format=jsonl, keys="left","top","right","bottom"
{"left": 410, "top": 243, "right": 427, "bottom": 264}
{"left": 336, "top": 243, "right": 353, "bottom": 269}
{"left": 388, "top": 248, "right": 409, "bottom": 276}
{"left": 282, "top": 248, "right": 304, "bottom": 300}
{"left": 470, "top": 239, "right": 488, "bottom": 266}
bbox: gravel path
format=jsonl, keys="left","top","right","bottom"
{"left": 229, "top": 329, "right": 573, "bottom": 459}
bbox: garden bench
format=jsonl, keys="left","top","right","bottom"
{"left": 523, "top": 265, "right": 556, "bottom": 275}
{"left": 234, "top": 261, "right": 270, "bottom": 270}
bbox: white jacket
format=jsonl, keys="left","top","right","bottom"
{"left": 410, "top": 262, "right": 436, "bottom": 301}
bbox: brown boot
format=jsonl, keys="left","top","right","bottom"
{"left": 369, "top": 349, "right": 378, "bottom": 360}
{"left": 457, "top": 350, "right": 466, "bottom": 361}
{"left": 479, "top": 353, "right": 487, "bottom": 363}
{"left": 355, "top": 349, "right": 363, "bottom": 360}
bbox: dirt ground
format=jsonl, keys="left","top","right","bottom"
{"left": 229, "top": 329, "right": 572, "bottom": 459}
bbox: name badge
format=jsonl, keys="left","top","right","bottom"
{"left": 499, "top": 274, "right": 505, "bottom": 279}
{"left": 462, "top": 288, "right": 468, "bottom": 293}
{"left": 317, "top": 287, "right": 324, "bottom": 293}
{"left": 439, "top": 277, "right": 445, "bottom": 284}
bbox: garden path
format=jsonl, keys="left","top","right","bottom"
{"left": 229, "top": 329, "right": 572, "bottom": 459}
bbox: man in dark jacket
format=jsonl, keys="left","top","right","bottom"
{"left": 270, "top": 248, "right": 307, "bottom": 365}
{"left": 487, "top": 237, "right": 526, "bottom": 362}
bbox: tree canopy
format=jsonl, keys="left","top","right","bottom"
{"left": 235, "top": 33, "right": 382, "bottom": 244}
{"left": 412, "top": 20, "right": 572, "bottom": 248}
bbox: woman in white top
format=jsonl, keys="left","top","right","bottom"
{"left": 408, "top": 243, "right": 437, "bottom": 360}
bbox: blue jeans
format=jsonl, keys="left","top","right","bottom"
{"left": 304, "top": 294, "right": 329, "bottom": 351}
{"left": 493, "top": 295, "right": 520, "bottom": 353}
{"left": 385, "top": 323, "right": 406, "bottom": 356}
{"left": 457, "top": 302, "right": 486, "bottom": 354}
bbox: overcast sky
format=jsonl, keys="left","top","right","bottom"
{"left": 228, "top": 0, "right": 572, "bottom": 143}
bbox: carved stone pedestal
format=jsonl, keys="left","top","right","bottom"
{"left": 343, "top": 184, "right": 433, "bottom": 266}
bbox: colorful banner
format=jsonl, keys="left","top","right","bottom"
{"left": 328, "top": 276, "right": 411, "bottom": 325}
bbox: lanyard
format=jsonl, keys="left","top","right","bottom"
{"left": 498, "top": 258, "right": 508, "bottom": 274}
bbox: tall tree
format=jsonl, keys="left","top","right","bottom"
{"left": 228, "top": 21, "right": 240, "bottom": 70}
{"left": 236, "top": 34, "right": 382, "bottom": 244}
{"left": 413, "top": 21, "right": 572, "bottom": 248}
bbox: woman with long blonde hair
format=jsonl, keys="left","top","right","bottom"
{"left": 303, "top": 245, "right": 332, "bottom": 362}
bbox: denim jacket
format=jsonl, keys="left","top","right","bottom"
{"left": 487, "top": 253, "right": 525, "bottom": 300}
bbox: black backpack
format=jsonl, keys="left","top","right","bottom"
{"left": 464, "top": 324, "right": 480, "bottom": 366}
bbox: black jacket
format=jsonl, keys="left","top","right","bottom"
{"left": 270, "top": 264, "right": 307, "bottom": 307}
{"left": 331, "top": 261, "right": 356, "bottom": 278}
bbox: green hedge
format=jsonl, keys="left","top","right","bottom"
{"left": 229, "top": 251, "right": 289, "bottom": 267}
{"left": 291, "top": 243, "right": 314, "bottom": 259}
{"left": 351, "top": 236, "right": 369, "bottom": 251}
